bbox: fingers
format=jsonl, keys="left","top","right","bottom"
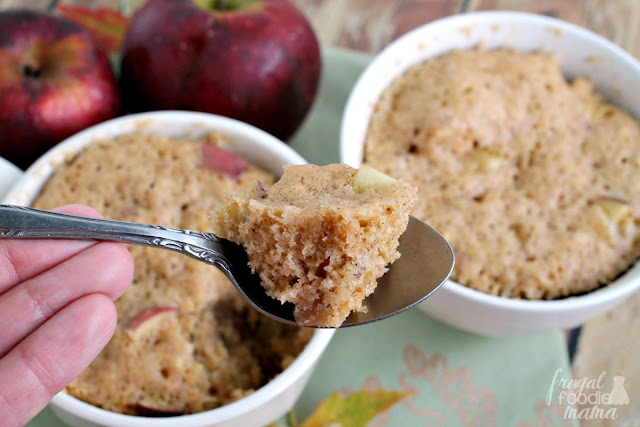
{"left": 0, "top": 239, "right": 133, "bottom": 358}
{"left": 0, "top": 294, "right": 117, "bottom": 427}
{"left": 0, "top": 204, "right": 105, "bottom": 295}
{"left": 0, "top": 204, "right": 134, "bottom": 426}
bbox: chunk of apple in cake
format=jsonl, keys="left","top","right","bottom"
{"left": 210, "top": 164, "right": 417, "bottom": 328}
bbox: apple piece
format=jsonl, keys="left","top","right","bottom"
{"left": 251, "top": 180, "right": 266, "bottom": 199}
{"left": 221, "top": 180, "right": 267, "bottom": 220}
{"left": 594, "top": 196, "right": 632, "bottom": 226}
{"left": 237, "top": 180, "right": 266, "bottom": 200}
{"left": 135, "top": 402, "right": 187, "bottom": 417}
{"left": 0, "top": 9, "right": 121, "bottom": 169}
{"left": 475, "top": 149, "right": 505, "bottom": 173}
{"left": 125, "top": 306, "right": 178, "bottom": 340}
{"left": 590, "top": 103, "right": 616, "bottom": 121}
{"left": 202, "top": 143, "right": 249, "bottom": 180}
{"left": 353, "top": 165, "right": 398, "bottom": 193}
{"left": 120, "top": 0, "right": 321, "bottom": 141}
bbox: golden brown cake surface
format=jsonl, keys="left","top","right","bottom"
{"left": 210, "top": 163, "right": 416, "bottom": 328}
{"left": 33, "top": 132, "right": 312, "bottom": 415}
{"left": 365, "top": 48, "right": 640, "bottom": 299}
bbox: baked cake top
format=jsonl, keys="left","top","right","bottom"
{"left": 365, "top": 48, "right": 640, "bottom": 299}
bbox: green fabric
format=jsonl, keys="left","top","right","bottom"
{"left": 291, "top": 309, "right": 573, "bottom": 425}
{"left": 26, "top": 46, "right": 573, "bottom": 427}
{"left": 288, "top": 47, "right": 372, "bottom": 165}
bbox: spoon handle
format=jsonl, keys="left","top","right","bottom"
{"left": 0, "top": 204, "right": 299, "bottom": 324}
{"left": 0, "top": 204, "right": 227, "bottom": 267}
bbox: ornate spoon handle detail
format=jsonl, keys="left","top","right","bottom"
{"left": 0, "top": 205, "right": 229, "bottom": 267}
{"left": 0, "top": 204, "right": 299, "bottom": 325}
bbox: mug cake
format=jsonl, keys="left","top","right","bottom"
{"left": 364, "top": 48, "right": 640, "bottom": 300}
{"left": 32, "top": 131, "right": 313, "bottom": 415}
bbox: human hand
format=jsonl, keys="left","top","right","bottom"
{"left": 0, "top": 205, "right": 134, "bottom": 426}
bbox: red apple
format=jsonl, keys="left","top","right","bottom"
{"left": 0, "top": 9, "right": 121, "bottom": 169}
{"left": 120, "top": 0, "right": 321, "bottom": 141}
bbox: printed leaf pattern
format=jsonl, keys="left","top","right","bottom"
{"left": 272, "top": 345, "right": 566, "bottom": 426}
{"left": 299, "top": 389, "right": 411, "bottom": 427}
{"left": 55, "top": 4, "right": 130, "bottom": 53}
{"left": 398, "top": 346, "right": 497, "bottom": 425}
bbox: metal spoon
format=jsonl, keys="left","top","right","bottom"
{"left": 0, "top": 204, "right": 454, "bottom": 328}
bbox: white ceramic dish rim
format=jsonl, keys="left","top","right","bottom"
{"left": 5, "top": 110, "right": 310, "bottom": 206}
{"left": 2, "top": 110, "right": 336, "bottom": 426}
{"left": 0, "top": 156, "right": 21, "bottom": 198}
{"left": 339, "top": 11, "right": 640, "bottom": 315}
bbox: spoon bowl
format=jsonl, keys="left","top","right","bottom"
{"left": 0, "top": 205, "right": 453, "bottom": 327}
{"left": 344, "top": 215, "right": 454, "bottom": 326}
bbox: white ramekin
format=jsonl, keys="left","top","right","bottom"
{"left": 340, "top": 11, "right": 640, "bottom": 335}
{"left": 3, "top": 111, "right": 335, "bottom": 426}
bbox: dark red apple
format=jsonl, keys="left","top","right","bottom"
{"left": 0, "top": 10, "right": 121, "bottom": 170}
{"left": 120, "top": 0, "right": 321, "bottom": 141}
